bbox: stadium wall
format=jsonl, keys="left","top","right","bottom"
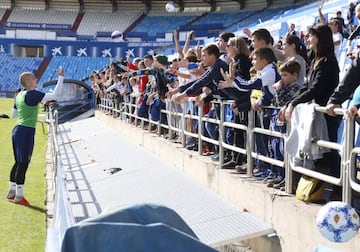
{"left": 0, "top": 37, "right": 174, "bottom": 59}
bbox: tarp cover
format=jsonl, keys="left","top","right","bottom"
{"left": 61, "top": 203, "right": 217, "bottom": 252}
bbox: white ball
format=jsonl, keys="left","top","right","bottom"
{"left": 111, "top": 30, "right": 123, "bottom": 42}
{"left": 316, "top": 201, "right": 360, "bottom": 243}
{"left": 165, "top": 1, "right": 175, "bottom": 12}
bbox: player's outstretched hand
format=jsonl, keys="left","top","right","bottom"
{"left": 57, "top": 66, "right": 65, "bottom": 76}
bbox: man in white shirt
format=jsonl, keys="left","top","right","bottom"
{"left": 318, "top": 2, "right": 343, "bottom": 61}
{"left": 329, "top": 19, "right": 343, "bottom": 61}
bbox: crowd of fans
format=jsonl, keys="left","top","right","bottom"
{"left": 86, "top": 1, "right": 360, "bottom": 202}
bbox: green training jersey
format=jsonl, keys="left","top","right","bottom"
{"left": 16, "top": 90, "right": 39, "bottom": 128}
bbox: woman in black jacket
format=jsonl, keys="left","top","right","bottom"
{"left": 280, "top": 24, "right": 342, "bottom": 193}
{"left": 221, "top": 36, "right": 253, "bottom": 169}
{"left": 283, "top": 25, "right": 339, "bottom": 111}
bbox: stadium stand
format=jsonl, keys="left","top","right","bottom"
{"left": 49, "top": 0, "right": 80, "bottom": 11}
{"left": 8, "top": 0, "right": 46, "bottom": 9}
{"left": 130, "top": 10, "right": 199, "bottom": 38}
{"left": 0, "top": 0, "right": 349, "bottom": 95}
{"left": 191, "top": 10, "right": 257, "bottom": 30}
{"left": 81, "top": 0, "right": 113, "bottom": 11}
{"left": 38, "top": 56, "right": 109, "bottom": 89}
{"left": 77, "top": 10, "right": 144, "bottom": 36}
{"left": 2, "top": 0, "right": 360, "bottom": 251}
{"left": 0, "top": 53, "right": 43, "bottom": 93}
{"left": 7, "top": 8, "right": 77, "bottom": 25}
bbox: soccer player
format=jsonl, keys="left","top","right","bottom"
{"left": 6, "top": 67, "right": 65, "bottom": 206}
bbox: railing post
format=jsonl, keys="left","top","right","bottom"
{"left": 246, "top": 109, "right": 254, "bottom": 176}
{"left": 219, "top": 100, "right": 225, "bottom": 166}
{"left": 198, "top": 104, "right": 204, "bottom": 155}
{"left": 100, "top": 97, "right": 104, "bottom": 111}
{"left": 181, "top": 104, "right": 186, "bottom": 148}
{"left": 54, "top": 110, "right": 58, "bottom": 134}
{"left": 134, "top": 98, "right": 139, "bottom": 125}
{"left": 284, "top": 120, "right": 293, "bottom": 194}
{"left": 342, "top": 114, "right": 354, "bottom": 204}
{"left": 168, "top": 101, "right": 174, "bottom": 138}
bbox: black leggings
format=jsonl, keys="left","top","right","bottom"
{"left": 10, "top": 162, "right": 29, "bottom": 185}
{"left": 11, "top": 125, "right": 35, "bottom": 185}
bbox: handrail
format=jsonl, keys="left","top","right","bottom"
{"left": 98, "top": 96, "right": 360, "bottom": 206}
{"left": 46, "top": 106, "right": 75, "bottom": 250}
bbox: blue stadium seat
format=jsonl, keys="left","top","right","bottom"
{"left": 131, "top": 15, "right": 197, "bottom": 37}
{"left": 38, "top": 56, "right": 109, "bottom": 90}
{"left": 0, "top": 54, "right": 43, "bottom": 92}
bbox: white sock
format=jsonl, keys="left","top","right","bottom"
{"left": 8, "top": 182, "right": 16, "bottom": 193}
{"left": 16, "top": 184, "right": 24, "bottom": 199}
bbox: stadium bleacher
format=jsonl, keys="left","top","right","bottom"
{"left": 77, "top": 10, "right": 144, "bottom": 36}
{"left": 192, "top": 10, "right": 257, "bottom": 30}
{"left": 130, "top": 11, "right": 199, "bottom": 38}
{"left": 0, "top": 53, "right": 43, "bottom": 92}
{"left": 1, "top": 1, "right": 360, "bottom": 251}
{"left": 38, "top": 56, "right": 110, "bottom": 89}
{"left": 0, "top": 0, "right": 351, "bottom": 95}
{"left": 7, "top": 8, "right": 78, "bottom": 25}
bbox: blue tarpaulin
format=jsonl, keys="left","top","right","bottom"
{"left": 61, "top": 203, "right": 217, "bottom": 252}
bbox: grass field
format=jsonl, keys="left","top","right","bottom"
{"left": 0, "top": 97, "right": 47, "bottom": 252}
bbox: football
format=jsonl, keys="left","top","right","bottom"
{"left": 316, "top": 201, "right": 360, "bottom": 243}
{"left": 111, "top": 30, "right": 123, "bottom": 42}
{"left": 165, "top": 1, "right": 175, "bottom": 12}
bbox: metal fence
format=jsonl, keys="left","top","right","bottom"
{"left": 99, "top": 94, "right": 360, "bottom": 207}
{"left": 45, "top": 94, "right": 360, "bottom": 250}
{"left": 46, "top": 106, "right": 74, "bottom": 252}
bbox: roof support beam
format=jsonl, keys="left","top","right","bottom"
{"left": 266, "top": 0, "right": 273, "bottom": 8}
{"left": 44, "top": 0, "right": 50, "bottom": 10}
{"left": 79, "top": 0, "right": 84, "bottom": 12}
{"left": 204, "top": 0, "right": 216, "bottom": 12}
{"left": 234, "top": 0, "right": 245, "bottom": 10}
{"left": 142, "top": 0, "right": 151, "bottom": 13}
{"left": 175, "top": 0, "right": 184, "bottom": 12}
{"left": 110, "top": 0, "right": 117, "bottom": 12}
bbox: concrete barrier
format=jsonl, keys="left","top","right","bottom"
{"left": 97, "top": 111, "right": 359, "bottom": 252}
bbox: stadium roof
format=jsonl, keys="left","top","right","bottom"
{"left": 1, "top": 0, "right": 311, "bottom": 12}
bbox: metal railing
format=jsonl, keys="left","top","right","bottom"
{"left": 99, "top": 95, "right": 360, "bottom": 206}
{"left": 46, "top": 106, "right": 75, "bottom": 251}
{"left": 45, "top": 94, "right": 360, "bottom": 249}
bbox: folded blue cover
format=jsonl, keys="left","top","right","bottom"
{"left": 61, "top": 203, "right": 217, "bottom": 252}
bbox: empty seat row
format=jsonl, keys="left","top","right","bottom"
{"left": 8, "top": 8, "right": 78, "bottom": 25}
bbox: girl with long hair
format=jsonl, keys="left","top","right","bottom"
{"left": 282, "top": 35, "right": 309, "bottom": 84}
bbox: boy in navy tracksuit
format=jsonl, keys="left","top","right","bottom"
{"left": 219, "top": 47, "right": 280, "bottom": 176}
{"left": 147, "top": 90, "right": 167, "bottom": 132}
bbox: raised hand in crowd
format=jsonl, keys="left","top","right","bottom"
{"left": 242, "top": 28, "right": 252, "bottom": 38}
{"left": 190, "top": 61, "right": 205, "bottom": 76}
{"left": 57, "top": 66, "right": 65, "bottom": 76}
{"left": 218, "top": 62, "right": 236, "bottom": 89}
{"left": 195, "top": 40, "right": 202, "bottom": 62}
